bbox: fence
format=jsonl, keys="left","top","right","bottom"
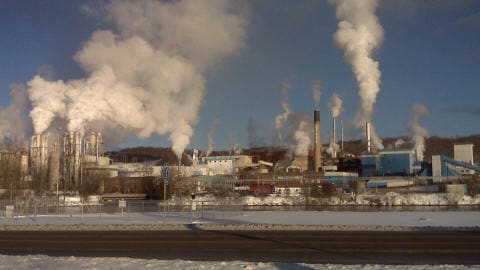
{"left": 0, "top": 198, "right": 244, "bottom": 222}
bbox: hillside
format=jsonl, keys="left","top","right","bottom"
{"left": 106, "top": 135, "right": 480, "bottom": 165}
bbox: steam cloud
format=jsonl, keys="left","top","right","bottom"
{"left": 326, "top": 93, "right": 343, "bottom": 157}
{"left": 27, "top": 0, "right": 247, "bottom": 158}
{"left": 312, "top": 81, "right": 321, "bottom": 109}
{"left": 274, "top": 82, "right": 292, "bottom": 141}
{"left": 408, "top": 103, "right": 429, "bottom": 161}
{"left": 394, "top": 138, "right": 405, "bottom": 148}
{"left": 327, "top": 93, "right": 343, "bottom": 118}
{"left": 206, "top": 119, "right": 221, "bottom": 156}
{"left": 294, "top": 121, "right": 311, "bottom": 156}
{"left": 326, "top": 138, "right": 340, "bottom": 157}
{"left": 0, "top": 84, "right": 31, "bottom": 148}
{"left": 330, "top": 0, "right": 384, "bottom": 150}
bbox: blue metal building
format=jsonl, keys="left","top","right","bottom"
{"left": 323, "top": 171, "right": 358, "bottom": 188}
{"left": 361, "top": 149, "right": 420, "bottom": 177}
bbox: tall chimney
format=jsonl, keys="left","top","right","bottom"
{"left": 340, "top": 115, "right": 344, "bottom": 154}
{"left": 314, "top": 110, "right": 322, "bottom": 172}
{"left": 332, "top": 116, "right": 336, "bottom": 158}
{"left": 366, "top": 122, "right": 372, "bottom": 153}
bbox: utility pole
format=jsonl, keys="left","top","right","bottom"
{"left": 163, "top": 163, "right": 169, "bottom": 219}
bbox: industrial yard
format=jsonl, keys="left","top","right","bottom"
{"left": 0, "top": 0, "right": 478, "bottom": 211}
{"left": 1, "top": 0, "right": 480, "bottom": 268}
{"left": 0, "top": 114, "right": 479, "bottom": 211}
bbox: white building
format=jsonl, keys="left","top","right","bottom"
{"left": 454, "top": 144, "right": 475, "bottom": 175}
{"left": 203, "top": 156, "right": 235, "bottom": 175}
{"left": 454, "top": 144, "right": 474, "bottom": 164}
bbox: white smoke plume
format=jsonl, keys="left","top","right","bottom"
{"left": 330, "top": 0, "right": 384, "bottom": 150}
{"left": 312, "top": 81, "right": 321, "bottom": 109}
{"left": 294, "top": 121, "right": 311, "bottom": 156}
{"left": 232, "top": 143, "right": 242, "bottom": 155}
{"left": 282, "top": 112, "right": 313, "bottom": 158}
{"left": 408, "top": 103, "right": 429, "bottom": 161}
{"left": 326, "top": 94, "right": 343, "bottom": 157}
{"left": 326, "top": 136, "right": 340, "bottom": 157}
{"left": 0, "top": 84, "right": 31, "bottom": 148}
{"left": 274, "top": 82, "right": 292, "bottom": 141}
{"left": 206, "top": 119, "right": 221, "bottom": 156}
{"left": 327, "top": 93, "right": 343, "bottom": 118}
{"left": 394, "top": 138, "right": 405, "bottom": 148}
{"left": 27, "top": 0, "right": 248, "bottom": 158}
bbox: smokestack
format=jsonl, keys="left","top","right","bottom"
{"left": 314, "top": 110, "right": 322, "bottom": 172}
{"left": 340, "top": 115, "right": 344, "bottom": 154}
{"left": 331, "top": 0, "right": 385, "bottom": 151}
{"left": 332, "top": 116, "right": 336, "bottom": 158}
{"left": 366, "top": 122, "right": 372, "bottom": 153}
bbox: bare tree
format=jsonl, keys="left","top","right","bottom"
{"left": 79, "top": 169, "right": 109, "bottom": 199}
{"left": 0, "top": 152, "right": 22, "bottom": 200}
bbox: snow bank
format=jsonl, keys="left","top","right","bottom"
{"left": 54, "top": 193, "right": 480, "bottom": 207}
{"left": 355, "top": 193, "right": 480, "bottom": 206}
{"left": 242, "top": 195, "right": 304, "bottom": 206}
{"left": 185, "top": 192, "right": 480, "bottom": 206}
{"left": 58, "top": 195, "right": 101, "bottom": 206}
{"left": 355, "top": 192, "right": 450, "bottom": 206}
{"left": 0, "top": 255, "right": 477, "bottom": 270}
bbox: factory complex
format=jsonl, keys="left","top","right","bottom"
{"left": 0, "top": 110, "right": 479, "bottom": 203}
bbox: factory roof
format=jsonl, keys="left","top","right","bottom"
{"left": 362, "top": 147, "right": 415, "bottom": 156}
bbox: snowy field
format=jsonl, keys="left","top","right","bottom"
{"left": 1, "top": 210, "right": 479, "bottom": 268}
{"left": 0, "top": 210, "right": 479, "bottom": 231}
{"left": 0, "top": 255, "right": 478, "bottom": 270}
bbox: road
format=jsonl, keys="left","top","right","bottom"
{"left": 0, "top": 229, "right": 479, "bottom": 264}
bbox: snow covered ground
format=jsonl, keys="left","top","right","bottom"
{"left": 0, "top": 255, "right": 478, "bottom": 270}
{"left": 1, "top": 205, "right": 479, "bottom": 269}
{"left": 48, "top": 192, "right": 480, "bottom": 207}
{"left": 1, "top": 210, "right": 479, "bottom": 230}
{"left": 237, "top": 192, "right": 480, "bottom": 206}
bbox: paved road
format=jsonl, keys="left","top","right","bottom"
{"left": 0, "top": 229, "right": 479, "bottom": 264}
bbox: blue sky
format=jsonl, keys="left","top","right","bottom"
{"left": 1, "top": 0, "right": 479, "bottom": 151}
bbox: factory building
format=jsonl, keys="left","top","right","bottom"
{"left": 361, "top": 148, "right": 421, "bottom": 177}
{"left": 48, "top": 142, "right": 60, "bottom": 190}
{"left": 202, "top": 156, "right": 235, "bottom": 175}
{"left": 454, "top": 144, "right": 475, "bottom": 175}
{"left": 201, "top": 155, "right": 272, "bottom": 176}
{"left": 274, "top": 156, "right": 310, "bottom": 173}
{"left": 63, "top": 131, "right": 83, "bottom": 187}
{"left": 117, "top": 163, "right": 158, "bottom": 178}
{"left": 323, "top": 171, "right": 358, "bottom": 189}
{"left": 30, "top": 134, "right": 49, "bottom": 182}
{"left": 431, "top": 154, "right": 480, "bottom": 182}
{"left": 82, "top": 132, "right": 116, "bottom": 178}
{"left": 27, "top": 131, "right": 117, "bottom": 191}
{"left": 83, "top": 131, "right": 104, "bottom": 158}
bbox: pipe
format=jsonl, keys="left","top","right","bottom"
{"left": 314, "top": 110, "right": 322, "bottom": 172}
{"left": 340, "top": 115, "right": 344, "bottom": 154}
{"left": 366, "top": 122, "right": 372, "bottom": 153}
{"left": 332, "top": 116, "right": 336, "bottom": 159}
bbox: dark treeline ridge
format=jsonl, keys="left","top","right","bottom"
{"left": 105, "top": 135, "right": 480, "bottom": 165}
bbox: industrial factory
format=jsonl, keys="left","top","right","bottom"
{"left": 13, "top": 131, "right": 115, "bottom": 194}
{"left": 0, "top": 107, "right": 478, "bottom": 202}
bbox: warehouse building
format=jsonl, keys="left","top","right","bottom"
{"left": 361, "top": 148, "right": 421, "bottom": 177}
